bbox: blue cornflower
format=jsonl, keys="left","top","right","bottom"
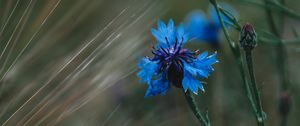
{"left": 185, "top": 3, "right": 237, "bottom": 47}
{"left": 137, "top": 19, "right": 218, "bottom": 97}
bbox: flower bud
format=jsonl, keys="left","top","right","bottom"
{"left": 239, "top": 23, "right": 257, "bottom": 51}
{"left": 279, "top": 91, "right": 291, "bottom": 116}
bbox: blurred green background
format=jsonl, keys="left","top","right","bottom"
{"left": 0, "top": 0, "right": 300, "bottom": 125}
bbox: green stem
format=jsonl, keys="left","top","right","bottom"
{"left": 264, "top": 0, "right": 289, "bottom": 90}
{"left": 209, "top": 0, "right": 235, "bottom": 52}
{"left": 245, "top": 51, "right": 265, "bottom": 126}
{"left": 209, "top": 0, "right": 267, "bottom": 125}
{"left": 263, "top": 1, "right": 290, "bottom": 126}
{"left": 259, "top": 36, "right": 300, "bottom": 45}
{"left": 209, "top": 0, "right": 257, "bottom": 116}
{"left": 264, "top": 0, "right": 279, "bottom": 36}
{"left": 280, "top": 115, "right": 287, "bottom": 126}
{"left": 240, "top": 0, "right": 300, "bottom": 20}
{"left": 184, "top": 91, "right": 210, "bottom": 126}
{"left": 237, "top": 55, "right": 257, "bottom": 112}
{"left": 278, "top": 0, "right": 286, "bottom": 34}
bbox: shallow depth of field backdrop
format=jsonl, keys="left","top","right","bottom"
{"left": 0, "top": 0, "right": 299, "bottom": 126}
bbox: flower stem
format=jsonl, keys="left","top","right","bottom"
{"left": 263, "top": 1, "right": 290, "bottom": 126}
{"left": 209, "top": 0, "right": 257, "bottom": 116}
{"left": 281, "top": 115, "right": 287, "bottom": 126}
{"left": 245, "top": 50, "right": 265, "bottom": 126}
{"left": 184, "top": 91, "right": 210, "bottom": 126}
{"left": 209, "top": 0, "right": 266, "bottom": 125}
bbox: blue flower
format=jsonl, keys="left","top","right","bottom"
{"left": 185, "top": 3, "right": 237, "bottom": 46}
{"left": 137, "top": 19, "right": 218, "bottom": 97}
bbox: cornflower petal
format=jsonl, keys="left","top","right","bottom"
{"left": 145, "top": 77, "right": 170, "bottom": 98}
{"left": 138, "top": 19, "right": 218, "bottom": 97}
{"left": 182, "top": 70, "right": 205, "bottom": 94}
{"left": 185, "top": 3, "right": 238, "bottom": 44}
{"left": 137, "top": 57, "right": 159, "bottom": 84}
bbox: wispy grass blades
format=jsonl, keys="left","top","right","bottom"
{"left": 0, "top": 0, "right": 35, "bottom": 73}
{"left": 0, "top": 0, "right": 93, "bottom": 121}
{"left": 0, "top": 0, "right": 13, "bottom": 30}
{"left": 99, "top": 103, "right": 122, "bottom": 126}
{"left": 0, "top": 0, "right": 62, "bottom": 124}
{"left": 15, "top": 0, "right": 94, "bottom": 65}
{"left": 0, "top": 0, "right": 21, "bottom": 38}
{"left": 0, "top": 0, "right": 164, "bottom": 125}
{"left": 1, "top": 0, "right": 298, "bottom": 125}
{"left": 0, "top": 0, "right": 61, "bottom": 84}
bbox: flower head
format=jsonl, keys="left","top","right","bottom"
{"left": 239, "top": 23, "right": 257, "bottom": 51}
{"left": 278, "top": 91, "right": 292, "bottom": 116}
{"left": 185, "top": 3, "right": 237, "bottom": 47}
{"left": 137, "top": 19, "right": 218, "bottom": 97}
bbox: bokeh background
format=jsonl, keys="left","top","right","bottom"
{"left": 0, "top": 0, "right": 300, "bottom": 125}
